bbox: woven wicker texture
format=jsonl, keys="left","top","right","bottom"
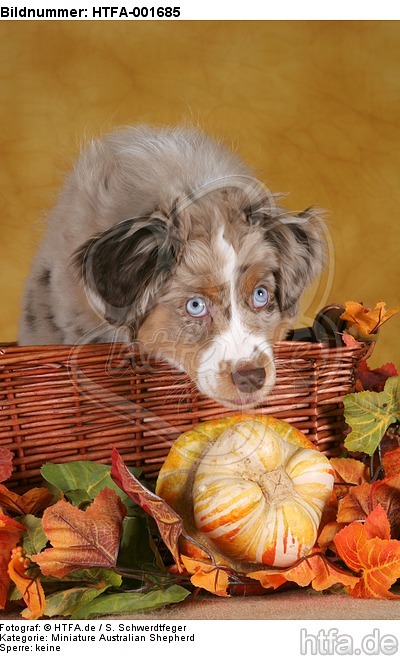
{"left": 0, "top": 340, "right": 370, "bottom": 491}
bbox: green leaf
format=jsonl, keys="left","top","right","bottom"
{"left": 8, "top": 584, "right": 22, "bottom": 601}
{"left": 117, "top": 516, "right": 159, "bottom": 570}
{"left": 17, "top": 515, "right": 48, "bottom": 555}
{"left": 42, "top": 585, "right": 109, "bottom": 618}
{"left": 63, "top": 489, "right": 92, "bottom": 507}
{"left": 344, "top": 375, "right": 400, "bottom": 455}
{"left": 71, "top": 585, "right": 191, "bottom": 619}
{"left": 41, "top": 461, "right": 142, "bottom": 513}
{"left": 50, "top": 568, "right": 123, "bottom": 587}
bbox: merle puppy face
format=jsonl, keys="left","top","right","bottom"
{"left": 74, "top": 186, "right": 325, "bottom": 408}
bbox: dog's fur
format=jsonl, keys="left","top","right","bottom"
{"left": 19, "top": 125, "right": 325, "bottom": 408}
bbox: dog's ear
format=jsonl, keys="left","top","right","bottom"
{"left": 263, "top": 207, "right": 326, "bottom": 317}
{"left": 73, "top": 214, "right": 180, "bottom": 333}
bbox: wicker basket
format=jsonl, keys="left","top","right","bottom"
{"left": 0, "top": 339, "right": 372, "bottom": 492}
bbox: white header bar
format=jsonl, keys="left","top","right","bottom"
{"left": 0, "top": 0, "right": 399, "bottom": 20}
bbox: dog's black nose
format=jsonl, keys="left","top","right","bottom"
{"left": 231, "top": 367, "right": 266, "bottom": 393}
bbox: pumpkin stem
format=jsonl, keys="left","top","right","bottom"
{"left": 259, "top": 467, "right": 295, "bottom": 503}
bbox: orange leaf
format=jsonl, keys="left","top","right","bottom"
{"left": 382, "top": 448, "right": 400, "bottom": 479}
{"left": 318, "top": 490, "right": 339, "bottom": 536}
{"left": 334, "top": 505, "right": 400, "bottom": 598}
{"left": 249, "top": 553, "right": 358, "bottom": 592}
{"left": 283, "top": 553, "right": 358, "bottom": 591}
{"left": 0, "top": 485, "right": 53, "bottom": 515}
{"left": 364, "top": 503, "right": 390, "bottom": 540}
{"left": 0, "top": 514, "right": 25, "bottom": 609}
{"left": 180, "top": 555, "right": 230, "bottom": 597}
{"left": 8, "top": 547, "right": 45, "bottom": 619}
{"left": 32, "top": 488, "right": 126, "bottom": 577}
{"left": 179, "top": 538, "right": 211, "bottom": 561}
{"left": 110, "top": 447, "right": 210, "bottom": 571}
{"left": 246, "top": 570, "right": 287, "bottom": 590}
{"left": 318, "top": 521, "right": 346, "bottom": 551}
{"left": 341, "top": 301, "right": 400, "bottom": 338}
{"left": 329, "top": 458, "right": 369, "bottom": 515}
{"left": 337, "top": 475, "right": 400, "bottom": 538}
{"left": 0, "top": 448, "right": 13, "bottom": 483}
{"left": 337, "top": 482, "right": 370, "bottom": 523}
{"left": 330, "top": 458, "right": 370, "bottom": 486}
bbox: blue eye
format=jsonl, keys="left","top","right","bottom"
{"left": 186, "top": 297, "right": 207, "bottom": 317}
{"left": 253, "top": 286, "right": 269, "bottom": 309}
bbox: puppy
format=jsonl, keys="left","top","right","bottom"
{"left": 19, "top": 125, "right": 325, "bottom": 408}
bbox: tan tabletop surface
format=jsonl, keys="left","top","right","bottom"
{"left": 4, "top": 589, "right": 399, "bottom": 621}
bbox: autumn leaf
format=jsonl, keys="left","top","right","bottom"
{"left": 110, "top": 447, "right": 209, "bottom": 571}
{"left": 341, "top": 301, "right": 400, "bottom": 340}
{"left": 328, "top": 457, "right": 369, "bottom": 515}
{"left": 247, "top": 569, "right": 288, "bottom": 590}
{"left": 318, "top": 521, "right": 346, "bottom": 552}
{"left": 356, "top": 361, "right": 398, "bottom": 392}
{"left": 363, "top": 502, "right": 391, "bottom": 540}
{"left": 336, "top": 485, "right": 369, "bottom": 524}
{"left": 0, "top": 514, "right": 25, "bottom": 609}
{"left": 32, "top": 488, "right": 126, "bottom": 577}
{"left": 334, "top": 505, "right": 400, "bottom": 598}
{"left": 0, "top": 447, "right": 13, "bottom": 483}
{"left": 249, "top": 553, "right": 358, "bottom": 592}
{"left": 337, "top": 474, "right": 400, "bottom": 539}
{"left": 285, "top": 553, "right": 359, "bottom": 591}
{"left": 330, "top": 458, "right": 370, "bottom": 486}
{"left": 343, "top": 376, "right": 400, "bottom": 455}
{"left": 372, "top": 474, "right": 400, "bottom": 539}
{"left": 180, "top": 555, "right": 230, "bottom": 597}
{"left": 8, "top": 547, "right": 45, "bottom": 619}
{"left": 318, "top": 490, "right": 339, "bottom": 537}
{"left": 382, "top": 447, "right": 400, "bottom": 478}
{"left": 0, "top": 485, "right": 53, "bottom": 516}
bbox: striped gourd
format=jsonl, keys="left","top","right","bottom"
{"left": 156, "top": 415, "right": 334, "bottom": 568}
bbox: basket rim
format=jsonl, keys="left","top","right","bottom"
{"left": 0, "top": 338, "right": 374, "bottom": 356}
{"left": 0, "top": 339, "right": 373, "bottom": 363}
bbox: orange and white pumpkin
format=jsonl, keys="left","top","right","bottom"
{"left": 156, "top": 415, "right": 334, "bottom": 568}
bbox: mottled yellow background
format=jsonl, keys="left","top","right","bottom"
{"left": 0, "top": 21, "right": 399, "bottom": 368}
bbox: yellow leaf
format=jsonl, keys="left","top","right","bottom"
{"left": 341, "top": 301, "right": 400, "bottom": 338}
